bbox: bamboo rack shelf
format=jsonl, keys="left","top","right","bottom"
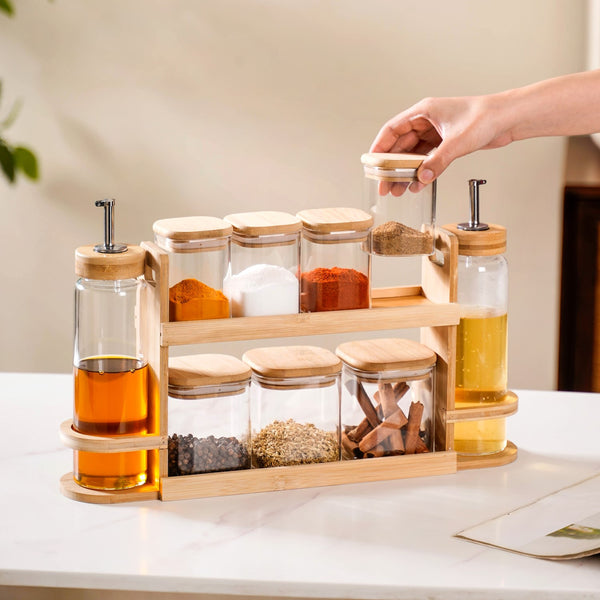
{"left": 60, "top": 228, "right": 518, "bottom": 504}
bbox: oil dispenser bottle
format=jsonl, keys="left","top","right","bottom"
{"left": 73, "top": 199, "right": 148, "bottom": 489}
{"left": 444, "top": 180, "right": 508, "bottom": 455}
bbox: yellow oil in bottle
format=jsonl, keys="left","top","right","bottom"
{"left": 73, "top": 356, "right": 148, "bottom": 490}
{"left": 454, "top": 311, "right": 507, "bottom": 455}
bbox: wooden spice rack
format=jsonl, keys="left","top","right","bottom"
{"left": 60, "top": 228, "right": 518, "bottom": 504}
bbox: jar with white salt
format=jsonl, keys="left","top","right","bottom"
{"left": 361, "top": 153, "right": 436, "bottom": 257}
{"left": 223, "top": 211, "right": 301, "bottom": 317}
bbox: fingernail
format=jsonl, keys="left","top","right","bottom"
{"left": 419, "top": 169, "right": 434, "bottom": 184}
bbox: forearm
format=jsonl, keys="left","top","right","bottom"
{"left": 493, "top": 69, "right": 600, "bottom": 142}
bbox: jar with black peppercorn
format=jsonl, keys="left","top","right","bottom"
{"left": 167, "top": 354, "right": 251, "bottom": 476}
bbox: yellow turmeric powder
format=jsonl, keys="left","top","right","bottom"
{"left": 169, "top": 278, "right": 230, "bottom": 321}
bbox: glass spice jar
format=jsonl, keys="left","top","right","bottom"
{"left": 223, "top": 211, "right": 301, "bottom": 317}
{"left": 296, "top": 207, "right": 373, "bottom": 312}
{"left": 335, "top": 338, "right": 436, "bottom": 460}
{"left": 167, "top": 354, "right": 251, "bottom": 476}
{"left": 153, "top": 216, "right": 232, "bottom": 322}
{"left": 73, "top": 199, "right": 149, "bottom": 490}
{"left": 242, "top": 345, "right": 341, "bottom": 468}
{"left": 361, "top": 153, "right": 436, "bottom": 257}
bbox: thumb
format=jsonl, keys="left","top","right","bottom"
{"left": 417, "top": 138, "right": 461, "bottom": 184}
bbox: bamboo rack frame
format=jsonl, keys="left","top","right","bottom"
{"left": 60, "top": 228, "right": 518, "bottom": 504}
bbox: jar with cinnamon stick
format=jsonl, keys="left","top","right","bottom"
{"left": 297, "top": 207, "right": 373, "bottom": 312}
{"left": 335, "top": 338, "right": 436, "bottom": 460}
{"left": 153, "top": 216, "right": 232, "bottom": 321}
{"left": 361, "top": 153, "right": 436, "bottom": 258}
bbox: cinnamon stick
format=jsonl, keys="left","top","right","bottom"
{"left": 358, "top": 408, "right": 409, "bottom": 452}
{"left": 374, "top": 381, "right": 410, "bottom": 418}
{"left": 405, "top": 401, "right": 424, "bottom": 454}
{"left": 341, "top": 431, "right": 359, "bottom": 459}
{"left": 346, "top": 380, "right": 380, "bottom": 428}
{"left": 347, "top": 419, "right": 373, "bottom": 443}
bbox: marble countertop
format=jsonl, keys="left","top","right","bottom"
{"left": 1, "top": 372, "right": 599, "bottom": 599}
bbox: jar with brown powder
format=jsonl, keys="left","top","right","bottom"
{"left": 153, "top": 216, "right": 232, "bottom": 321}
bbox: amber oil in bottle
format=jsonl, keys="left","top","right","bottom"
{"left": 73, "top": 356, "right": 148, "bottom": 490}
{"left": 454, "top": 310, "right": 507, "bottom": 454}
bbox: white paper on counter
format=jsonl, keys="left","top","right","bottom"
{"left": 455, "top": 472, "right": 600, "bottom": 559}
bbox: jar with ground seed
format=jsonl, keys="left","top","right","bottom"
{"left": 153, "top": 216, "right": 232, "bottom": 321}
{"left": 167, "top": 354, "right": 251, "bottom": 476}
{"left": 335, "top": 338, "right": 436, "bottom": 460}
{"left": 242, "top": 345, "right": 341, "bottom": 468}
{"left": 361, "top": 153, "right": 435, "bottom": 257}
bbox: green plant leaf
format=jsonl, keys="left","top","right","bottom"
{"left": 0, "top": 139, "right": 15, "bottom": 182}
{"left": 13, "top": 146, "right": 38, "bottom": 180}
{"left": 0, "top": 97, "right": 23, "bottom": 131}
{"left": 0, "top": 0, "right": 14, "bottom": 16}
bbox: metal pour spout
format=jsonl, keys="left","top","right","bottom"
{"left": 457, "top": 179, "right": 489, "bottom": 232}
{"left": 94, "top": 199, "right": 127, "bottom": 254}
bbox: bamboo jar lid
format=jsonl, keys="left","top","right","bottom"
{"left": 297, "top": 207, "right": 373, "bottom": 234}
{"left": 169, "top": 354, "right": 251, "bottom": 388}
{"left": 242, "top": 345, "right": 341, "bottom": 379}
{"left": 335, "top": 338, "right": 436, "bottom": 373}
{"left": 153, "top": 216, "right": 232, "bottom": 241}
{"left": 443, "top": 223, "right": 507, "bottom": 256}
{"left": 361, "top": 153, "right": 426, "bottom": 170}
{"left": 75, "top": 244, "right": 145, "bottom": 280}
{"left": 224, "top": 211, "right": 301, "bottom": 237}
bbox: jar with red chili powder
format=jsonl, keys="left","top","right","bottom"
{"left": 297, "top": 207, "right": 373, "bottom": 312}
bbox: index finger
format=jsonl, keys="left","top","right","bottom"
{"left": 369, "top": 108, "right": 424, "bottom": 153}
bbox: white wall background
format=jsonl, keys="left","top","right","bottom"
{"left": 0, "top": 0, "right": 586, "bottom": 389}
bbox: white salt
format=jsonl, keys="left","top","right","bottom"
{"left": 224, "top": 264, "right": 299, "bottom": 317}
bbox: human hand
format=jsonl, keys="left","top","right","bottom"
{"left": 370, "top": 95, "right": 510, "bottom": 192}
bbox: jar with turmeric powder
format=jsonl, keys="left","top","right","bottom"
{"left": 297, "top": 207, "right": 372, "bottom": 312}
{"left": 223, "top": 211, "right": 301, "bottom": 317}
{"left": 153, "top": 216, "right": 232, "bottom": 322}
{"left": 335, "top": 338, "right": 436, "bottom": 461}
{"left": 167, "top": 354, "right": 251, "bottom": 476}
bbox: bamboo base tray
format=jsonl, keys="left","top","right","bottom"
{"left": 456, "top": 441, "right": 518, "bottom": 471}
{"left": 159, "top": 450, "right": 458, "bottom": 501}
{"left": 60, "top": 473, "right": 159, "bottom": 505}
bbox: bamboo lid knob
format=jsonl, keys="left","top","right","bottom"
{"left": 75, "top": 244, "right": 145, "bottom": 280}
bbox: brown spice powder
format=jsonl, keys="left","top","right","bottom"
{"left": 371, "top": 221, "right": 433, "bottom": 256}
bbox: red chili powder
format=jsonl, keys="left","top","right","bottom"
{"left": 301, "top": 267, "right": 369, "bottom": 312}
